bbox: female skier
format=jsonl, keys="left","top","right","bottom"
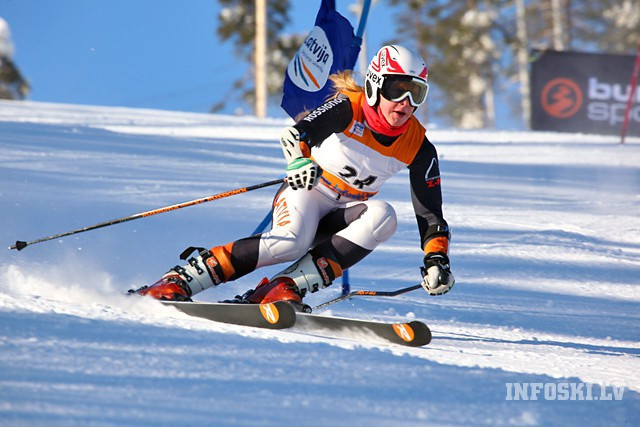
{"left": 133, "top": 45, "right": 454, "bottom": 308}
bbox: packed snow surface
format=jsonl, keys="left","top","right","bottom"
{"left": 1, "top": 100, "right": 639, "bottom": 426}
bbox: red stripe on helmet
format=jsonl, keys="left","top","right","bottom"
{"left": 371, "top": 50, "right": 382, "bottom": 73}
{"left": 384, "top": 47, "right": 405, "bottom": 73}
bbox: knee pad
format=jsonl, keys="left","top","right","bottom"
{"left": 336, "top": 200, "right": 397, "bottom": 250}
{"left": 364, "top": 200, "right": 397, "bottom": 243}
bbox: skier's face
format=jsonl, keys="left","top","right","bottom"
{"left": 379, "top": 95, "right": 414, "bottom": 127}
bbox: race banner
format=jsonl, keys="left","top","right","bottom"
{"left": 280, "top": 0, "right": 361, "bottom": 120}
{"left": 531, "top": 50, "right": 640, "bottom": 136}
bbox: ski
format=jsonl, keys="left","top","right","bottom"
{"left": 293, "top": 313, "right": 432, "bottom": 347}
{"left": 161, "top": 300, "right": 296, "bottom": 330}
{"left": 159, "top": 300, "right": 431, "bottom": 346}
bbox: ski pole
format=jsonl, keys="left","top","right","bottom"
{"left": 9, "top": 178, "right": 284, "bottom": 251}
{"left": 313, "top": 283, "right": 423, "bottom": 311}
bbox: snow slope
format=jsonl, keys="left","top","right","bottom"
{"left": 1, "top": 100, "right": 639, "bottom": 426}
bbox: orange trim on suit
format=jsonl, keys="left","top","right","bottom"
{"left": 424, "top": 236, "right": 449, "bottom": 255}
{"left": 312, "top": 91, "right": 427, "bottom": 201}
{"left": 210, "top": 243, "right": 236, "bottom": 281}
{"left": 341, "top": 91, "right": 425, "bottom": 165}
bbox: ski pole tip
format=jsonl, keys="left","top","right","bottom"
{"left": 9, "top": 241, "right": 28, "bottom": 251}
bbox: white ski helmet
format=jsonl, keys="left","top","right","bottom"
{"left": 365, "top": 45, "right": 429, "bottom": 107}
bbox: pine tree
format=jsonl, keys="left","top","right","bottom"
{"left": 565, "top": 0, "right": 639, "bottom": 53}
{"left": 387, "top": 0, "right": 505, "bottom": 128}
{"left": 388, "top": 0, "right": 640, "bottom": 128}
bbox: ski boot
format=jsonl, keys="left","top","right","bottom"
{"left": 224, "top": 252, "right": 341, "bottom": 313}
{"left": 129, "top": 246, "right": 227, "bottom": 301}
{"left": 226, "top": 276, "right": 311, "bottom": 312}
{"left": 129, "top": 271, "right": 192, "bottom": 301}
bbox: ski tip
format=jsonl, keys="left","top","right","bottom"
{"left": 392, "top": 321, "right": 432, "bottom": 346}
{"left": 258, "top": 302, "right": 283, "bottom": 325}
{"left": 268, "top": 300, "right": 297, "bottom": 327}
{"left": 252, "top": 300, "right": 296, "bottom": 329}
{"left": 408, "top": 321, "right": 432, "bottom": 346}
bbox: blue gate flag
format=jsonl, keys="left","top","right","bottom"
{"left": 281, "top": 0, "right": 361, "bottom": 120}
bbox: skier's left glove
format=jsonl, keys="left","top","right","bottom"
{"left": 420, "top": 253, "right": 455, "bottom": 296}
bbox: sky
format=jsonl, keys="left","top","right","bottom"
{"left": 1, "top": 0, "right": 400, "bottom": 119}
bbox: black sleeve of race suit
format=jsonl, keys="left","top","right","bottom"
{"left": 409, "top": 135, "right": 450, "bottom": 249}
{"left": 292, "top": 94, "right": 353, "bottom": 148}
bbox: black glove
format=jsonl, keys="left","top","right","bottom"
{"left": 420, "top": 253, "right": 455, "bottom": 295}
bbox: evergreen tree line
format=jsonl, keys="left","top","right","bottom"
{"left": 215, "top": 0, "right": 640, "bottom": 128}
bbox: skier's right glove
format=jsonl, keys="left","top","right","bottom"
{"left": 280, "top": 126, "right": 321, "bottom": 191}
{"left": 286, "top": 157, "right": 321, "bottom": 191}
{"left": 420, "top": 253, "right": 455, "bottom": 296}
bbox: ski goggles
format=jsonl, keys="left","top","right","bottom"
{"left": 380, "top": 75, "right": 429, "bottom": 107}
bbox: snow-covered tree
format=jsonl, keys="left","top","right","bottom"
{"left": 0, "top": 17, "right": 30, "bottom": 100}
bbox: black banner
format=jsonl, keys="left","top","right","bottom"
{"left": 531, "top": 50, "right": 639, "bottom": 136}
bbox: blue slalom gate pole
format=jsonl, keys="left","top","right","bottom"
{"left": 354, "top": 0, "right": 371, "bottom": 42}
{"left": 252, "top": 210, "right": 272, "bottom": 235}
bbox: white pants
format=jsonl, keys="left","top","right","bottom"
{"left": 256, "top": 185, "right": 398, "bottom": 269}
